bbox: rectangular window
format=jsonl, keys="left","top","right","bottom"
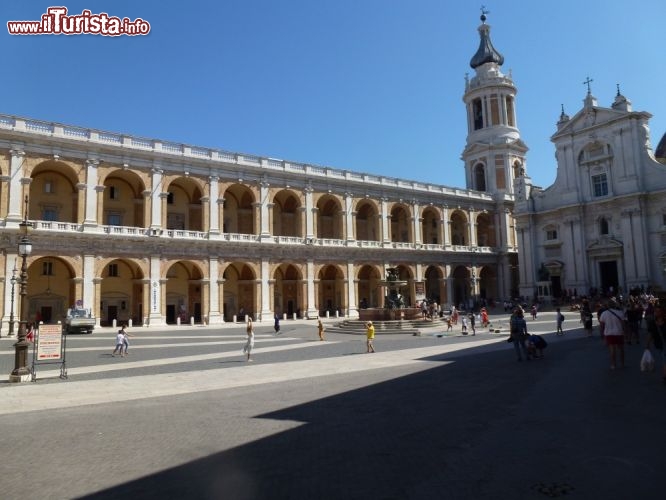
{"left": 109, "top": 186, "right": 119, "bottom": 200}
{"left": 167, "top": 192, "right": 174, "bottom": 204}
{"left": 43, "top": 208, "right": 58, "bottom": 221}
{"left": 592, "top": 174, "right": 608, "bottom": 197}
{"left": 107, "top": 213, "right": 122, "bottom": 226}
{"left": 42, "top": 261, "right": 54, "bottom": 275}
{"left": 662, "top": 214, "right": 666, "bottom": 227}
{"left": 108, "top": 264, "right": 118, "bottom": 277}
{"left": 44, "top": 180, "right": 54, "bottom": 193}
{"left": 546, "top": 230, "right": 558, "bottom": 240}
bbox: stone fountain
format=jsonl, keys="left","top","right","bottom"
{"left": 358, "top": 267, "right": 421, "bottom": 322}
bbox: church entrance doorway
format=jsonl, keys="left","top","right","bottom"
{"left": 599, "top": 261, "right": 619, "bottom": 294}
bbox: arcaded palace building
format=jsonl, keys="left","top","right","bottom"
{"left": 1, "top": 16, "right": 531, "bottom": 328}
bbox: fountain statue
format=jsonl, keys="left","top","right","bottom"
{"left": 358, "top": 267, "right": 421, "bottom": 322}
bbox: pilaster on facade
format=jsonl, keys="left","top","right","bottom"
{"left": 7, "top": 149, "right": 25, "bottom": 222}
{"left": 260, "top": 259, "right": 271, "bottom": 320}
{"left": 149, "top": 168, "right": 164, "bottom": 230}
{"left": 306, "top": 260, "right": 318, "bottom": 319}
{"left": 345, "top": 193, "right": 355, "bottom": 242}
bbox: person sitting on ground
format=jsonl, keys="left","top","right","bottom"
{"left": 526, "top": 333, "right": 547, "bottom": 359}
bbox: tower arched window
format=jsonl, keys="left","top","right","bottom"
{"left": 506, "top": 96, "right": 515, "bottom": 127}
{"left": 474, "top": 163, "right": 487, "bottom": 191}
{"left": 472, "top": 98, "right": 483, "bottom": 130}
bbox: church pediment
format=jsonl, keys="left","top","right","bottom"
{"left": 552, "top": 106, "right": 648, "bottom": 140}
{"left": 586, "top": 237, "right": 623, "bottom": 257}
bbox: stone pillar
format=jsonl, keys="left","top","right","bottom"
{"left": 260, "top": 258, "right": 271, "bottom": 320}
{"left": 89, "top": 278, "right": 100, "bottom": 327}
{"left": 7, "top": 149, "right": 25, "bottom": 222}
{"left": 82, "top": 254, "right": 96, "bottom": 313}
{"left": 381, "top": 198, "right": 390, "bottom": 244}
{"left": 259, "top": 181, "right": 271, "bottom": 240}
{"left": 207, "top": 257, "right": 222, "bottom": 324}
{"left": 148, "top": 256, "right": 165, "bottom": 326}
{"left": 468, "top": 209, "right": 477, "bottom": 247}
{"left": 304, "top": 186, "right": 314, "bottom": 239}
{"left": 412, "top": 201, "right": 421, "bottom": 245}
{"left": 346, "top": 261, "right": 358, "bottom": 319}
{"left": 345, "top": 192, "right": 355, "bottom": 242}
{"left": 306, "top": 259, "right": 318, "bottom": 319}
{"left": 150, "top": 167, "right": 163, "bottom": 230}
{"left": 442, "top": 206, "right": 451, "bottom": 247}
{"left": 209, "top": 176, "right": 220, "bottom": 235}
{"left": 95, "top": 185, "right": 105, "bottom": 225}
{"left": 142, "top": 190, "right": 151, "bottom": 230}
{"left": 83, "top": 159, "right": 99, "bottom": 227}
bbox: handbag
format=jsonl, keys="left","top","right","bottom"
{"left": 640, "top": 349, "right": 655, "bottom": 372}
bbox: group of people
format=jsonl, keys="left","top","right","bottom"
{"left": 242, "top": 316, "right": 330, "bottom": 362}
{"left": 111, "top": 324, "right": 132, "bottom": 357}
{"left": 509, "top": 307, "right": 548, "bottom": 361}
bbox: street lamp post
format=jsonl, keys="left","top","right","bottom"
{"left": 9, "top": 196, "right": 33, "bottom": 383}
{"left": 7, "top": 265, "right": 18, "bottom": 337}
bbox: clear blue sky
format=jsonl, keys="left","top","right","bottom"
{"left": 4, "top": 1, "right": 665, "bottom": 190}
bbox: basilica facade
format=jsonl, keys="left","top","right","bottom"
{"left": 0, "top": 15, "right": 521, "bottom": 328}
{"left": 514, "top": 88, "right": 666, "bottom": 300}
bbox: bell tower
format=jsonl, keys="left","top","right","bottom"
{"left": 462, "top": 9, "right": 527, "bottom": 197}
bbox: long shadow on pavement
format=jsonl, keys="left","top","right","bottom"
{"left": 80, "top": 337, "right": 663, "bottom": 500}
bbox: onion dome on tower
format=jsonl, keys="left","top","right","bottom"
{"left": 470, "top": 11, "right": 504, "bottom": 69}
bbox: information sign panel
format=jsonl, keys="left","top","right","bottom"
{"left": 36, "top": 324, "right": 63, "bottom": 361}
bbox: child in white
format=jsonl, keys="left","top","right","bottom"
{"left": 112, "top": 330, "right": 125, "bottom": 357}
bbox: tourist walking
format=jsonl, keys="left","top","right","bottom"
{"left": 599, "top": 298, "right": 626, "bottom": 370}
{"left": 317, "top": 318, "right": 325, "bottom": 341}
{"left": 509, "top": 307, "right": 529, "bottom": 361}
{"left": 531, "top": 304, "right": 538, "bottom": 320}
{"left": 112, "top": 328, "right": 125, "bottom": 357}
{"left": 647, "top": 302, "right": 666, "bottom": 384}
{"left": 556, "top": 307, "right": 565, "bottom": 335}
{"left": 469, "top": 312, "right": 476, "bottom": 335}
{"left": 273, "top": 314, "right": 281, "bottom": 335}
{"left": 581, "top": 299, "right": 594, "bottom": 337}
{"left": 480, "top": 307, "right": 489, "bottom": 327}
{"left": 243, "top": 318, "right": 255, "bottom": 361}
{"left": 366, "top": 321, "right": 375, "bottom": 353}
{"left": 120, "top": 324, "right": 133, "bottom": 355}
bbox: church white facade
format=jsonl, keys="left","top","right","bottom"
{"left": 514, "top": 85, "right": 666, "bottom": 300}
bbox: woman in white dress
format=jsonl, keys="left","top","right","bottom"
{"left": 243, "top": 318, "right": 255, "bottom": 361}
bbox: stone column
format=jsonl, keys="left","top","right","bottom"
{"left": 259, "top": 181, "right": 271, "bottom": 240}
{"left": 260, "top": 258, "right": 271, "bottom": 320}
{"left": 207, "top": 257, "right": 222, "bottom": 324}
{"left": 82, "top": 254, "right": 96, "bottom": 314}
{"left": 412, "top": 200, "right": 421, "bottom": 245}
{"left": 83, "top": 159, "right": 99, "bottom": 227}
{"left": 91, "top": 278, "right": 101, "bottom": 327}
{"left": 306, "top": 259, "right": 318, "bottom": 319}
{"left": 442, "top": 206, "right": 450, "bottom": 247}
{"left": 150, "top": 167, "right": 163, "bottom": 231}
{"left": 7, "top": 149, "right": 25, "bottom": 222}
{"left": 304, "top": 186, "right": 314, "bottom": 240}
{"left": 148, "top": 256, "right": 165, "bottom": 326}
{"left": 381, "top": 198, "right": 390, "bottom": 244}
{"left": 208, "top": 176, "right": 220, "bottom": 235}
{"left": 468, "top": 209, "right": 478, "bottom": 246}
{"left": 345, "top": 192, "right": 355, "bottom": 242}
{"left": 347, "top": 261, "right": 358, "bottom": 318}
